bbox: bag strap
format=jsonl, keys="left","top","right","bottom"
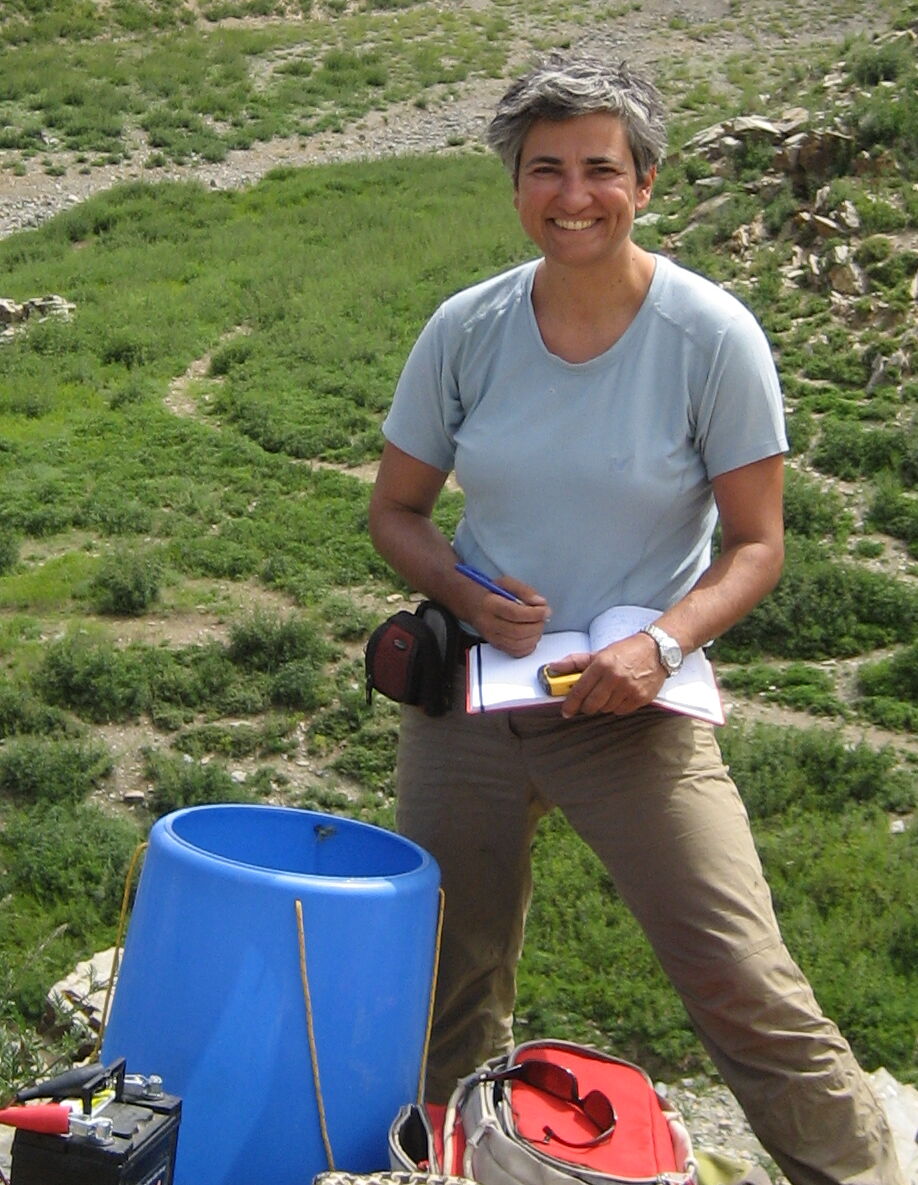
{"left": 415, "top": 601, "right": 462, "bottom": 716}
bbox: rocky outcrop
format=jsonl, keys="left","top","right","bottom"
{"left": 0, "top": 294, "right": 76, "bottom": 341}
{"left": 656, "top": 29, "right": 918, "bottom": 334}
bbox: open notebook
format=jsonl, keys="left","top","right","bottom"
{"left": 466, "top": 603, "right": 724, "bottom": 725}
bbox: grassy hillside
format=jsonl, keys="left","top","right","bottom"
{"left": 0, "top": 0, "right": 917, "bottom": 1098}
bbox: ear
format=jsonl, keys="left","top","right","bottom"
{"left": 635, "top": 165, "right": 656, "bottom": 210}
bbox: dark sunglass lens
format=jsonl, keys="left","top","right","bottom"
{"left": 518, "top": 1061, "right": 577, "bottom": 1101}
{"left": 581, "top": 1090, "right": 616, "bottom": 1132}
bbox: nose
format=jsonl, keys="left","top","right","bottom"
{"left": 557, "top": 169, "right": 591, "bottom": 211}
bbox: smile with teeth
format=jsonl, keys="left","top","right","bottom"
{"left": 552, "top": 218, "right": 598, "bottom": 230}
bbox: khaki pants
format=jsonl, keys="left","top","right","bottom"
{"left": 395, "top": 693, "right": 904, "bottom": 1185}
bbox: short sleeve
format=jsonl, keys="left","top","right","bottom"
{"left": 693, "top": 309, "right": 788, "bottom": 479}
{"left": 382, "top": 308, "right": 463, "bottom": 473}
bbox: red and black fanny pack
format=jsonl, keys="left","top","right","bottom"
{"left": 365, "top": 601, "right": 461, "bottom": 717}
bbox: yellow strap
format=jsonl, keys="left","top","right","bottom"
{"left": 92, "top": 840, "right": 149, "bottom": 1061}
{"left": 417, "top": 887, "right": 445, "bottom": 1103}
{"left": 296, "top": 898, "right": 336, "bottom": 1171}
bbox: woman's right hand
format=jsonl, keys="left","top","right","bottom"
{"left": 467, "top": 575, "right": 550, "bottom": 658}
{"left": 369, "top": 444, "right": 550, "bottom": 656}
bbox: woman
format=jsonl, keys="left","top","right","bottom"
{"left": 368, "top": 53, "right": 902, "bottom": 1185}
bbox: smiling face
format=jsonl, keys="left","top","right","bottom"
{"left": 513, "top": 112, "right": 655, "bottom": 272}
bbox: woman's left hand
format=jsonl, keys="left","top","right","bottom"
{"left": 549, "top": 633, "right": 666, "bottom": 718}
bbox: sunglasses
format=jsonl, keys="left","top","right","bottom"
{"left": 477, "top": 1060, "right": 617, "bottom": 1148}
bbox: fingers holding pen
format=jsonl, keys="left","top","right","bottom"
{"left": 485, "top": 593, "right": 550, "bottom": 657}
{"left": 455, "top": 564, "right": 550, "bottom": 657}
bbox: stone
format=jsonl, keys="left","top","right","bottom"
{"left": 45, "top": 948, "right": 118, "bottom": 1040}
{"left": 694, "top": 176, "right": 726, "bottom": 195}
{"left": 776, "top": 129, "right": 855, "bottom": 190}
{"left": 731, "top": 115, "right": 784, "bottom": 141}
{"left": 827, "top": 259, "right": 868, "bottom": 296}
{"left": 0, "top": 298, "right": 24, "bottom": 324}
{"left": 776, "top": 107, "right": 810, "bottom": 136}
{"left": 836, "top": 199, "right": 860, "bottom": 231}
{"left": 812, "top": 213, "right": 842, "bottom": 237}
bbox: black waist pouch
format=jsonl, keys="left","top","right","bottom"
{"left": 365, "top": 601, "right": 461, "bottom": 716}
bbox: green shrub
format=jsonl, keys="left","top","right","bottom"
{"left": 783, "top": 469, "right": 850, "bottom": 541}
{"left": 784, "top": 408, "right": 817, "bottom": 457}
{"left": 801, "top": 335, "right": 869, "bottom": 387}
{"left": 36, "top": 634, "right": 149, "bottom": 722}
{"left": 34, "top": 631, "right": 294, "bottom": 725}
{"left": 174, "top": 715, "right": 297, "bottom": 759}
{"left": 762, "top": 186, "right": 799, "bottom": 235}
{"left": 720, "top": 720, "right": 915, "bottom": 816}
{"left": 857, "top": 642, "right": 918, "bottom": 704}
{"left": 755, "top": 808, "right": 918, "bottom": 1071}
{"left": 330, "top": 717, "right": 399, "bottom": 794}
{"left": 322, "top": 594, "right": 376, "bottom": 642}
{"left": 90, "top": 547, "right": 163, "bottom": 615}
{"left": 170, "top": 534, "right": 261, "bottom": 579}
{"left": 228, "top": 610, "right": 329, "bottom": 674}
{"left": 856, "top": 695, "right": 918, "bottom": 732}
{"left": 718, "top": 538, "right": 918, "bottom": 659}
{"left": 143, "top": 749, "right": 256, "bottom": 817}
{"left": 308, "top": 689, "right": 374, "bottom": 750}
{"left": 0, "top": 962, "right": 51, "bottom": 1106}
{"left": 869, "top": 477, "right": 918, "bottom": 552}
{"left": 848, "top": 37, "right": 914, "bottom": 87}
{"left": 208, "top": 335, "right": 254, "bottom": 376}
{"left": 309, "top": 688, "right": 398, "bottom": 794}
{"left": 852, "top": 88, "right": 918, "bottom": 170}
{"left": 0, "top": 680, "right": 74, "bottom": 737}
{"left": 719, "top": 662, "right": 845, "bottom": 718}
{"left": 0, "top": 801, "right": 138, "bottom": 919}
{"left": 854, "top": 235, "right": 893, "bottom": 266}
{"left": 269, "top": 658, "right": 326, "bottom": 711}
{"left": 0, "top": 529, "right": 20, "bottom": 574}
{"left": 0, "top": 736, "right": 112, "bottom": 805}
{"left": 851, "top": 537, "right": 885, "bottom": 559}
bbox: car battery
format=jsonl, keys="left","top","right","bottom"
{"left": 8, "top": 1059, "right": 181, "bottom": 1185}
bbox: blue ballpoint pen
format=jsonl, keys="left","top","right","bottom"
{"left": 455, "top": 563, "right": 524, "bottom": 604}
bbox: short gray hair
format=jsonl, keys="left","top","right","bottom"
{"left": 486, "top": 52, "right": 667, "bottom": 182}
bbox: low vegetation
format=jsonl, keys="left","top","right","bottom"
{"left": 0, "top": 0, "right": 917, "bottom": 1102}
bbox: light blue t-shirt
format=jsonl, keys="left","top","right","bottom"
{"left": 383, "top": 255, "right": 788, "bottom": 634}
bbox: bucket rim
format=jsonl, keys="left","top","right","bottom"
{"left": 151, "top": 802, "right": 437, "bottom": 883}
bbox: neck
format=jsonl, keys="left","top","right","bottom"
{"left": 530, "top": 245, "right": 656, "bottom": 364}
{"left": 537, "top": 243, "right": 655, "bottom": 314}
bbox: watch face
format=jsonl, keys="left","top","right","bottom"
{"left": 661, "top": 640, "right": 682, "bottom": 672}
{"left": 643, "top": 625, "right": 682, "bottom": 673}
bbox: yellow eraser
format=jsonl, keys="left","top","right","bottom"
{"left": 538, "top": 665, "right": 581, "bottom": 696}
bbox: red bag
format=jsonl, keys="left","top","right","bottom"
{"left": 390, "top": 1040, "right": 696, "bottom": 1185}
{"left": 500, "top": 1043, "right": 684, "bottom": 1181}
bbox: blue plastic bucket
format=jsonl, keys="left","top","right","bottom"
{"left": 101, "top": 804, "right": 441, "bottom": 1185}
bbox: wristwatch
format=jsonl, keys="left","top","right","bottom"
{"left": 640, "top": 623, "right": 684, "bottom": 676}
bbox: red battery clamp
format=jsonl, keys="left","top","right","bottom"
{"left": 5, "top": 1058, "right": 181, "bottom": 1185}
